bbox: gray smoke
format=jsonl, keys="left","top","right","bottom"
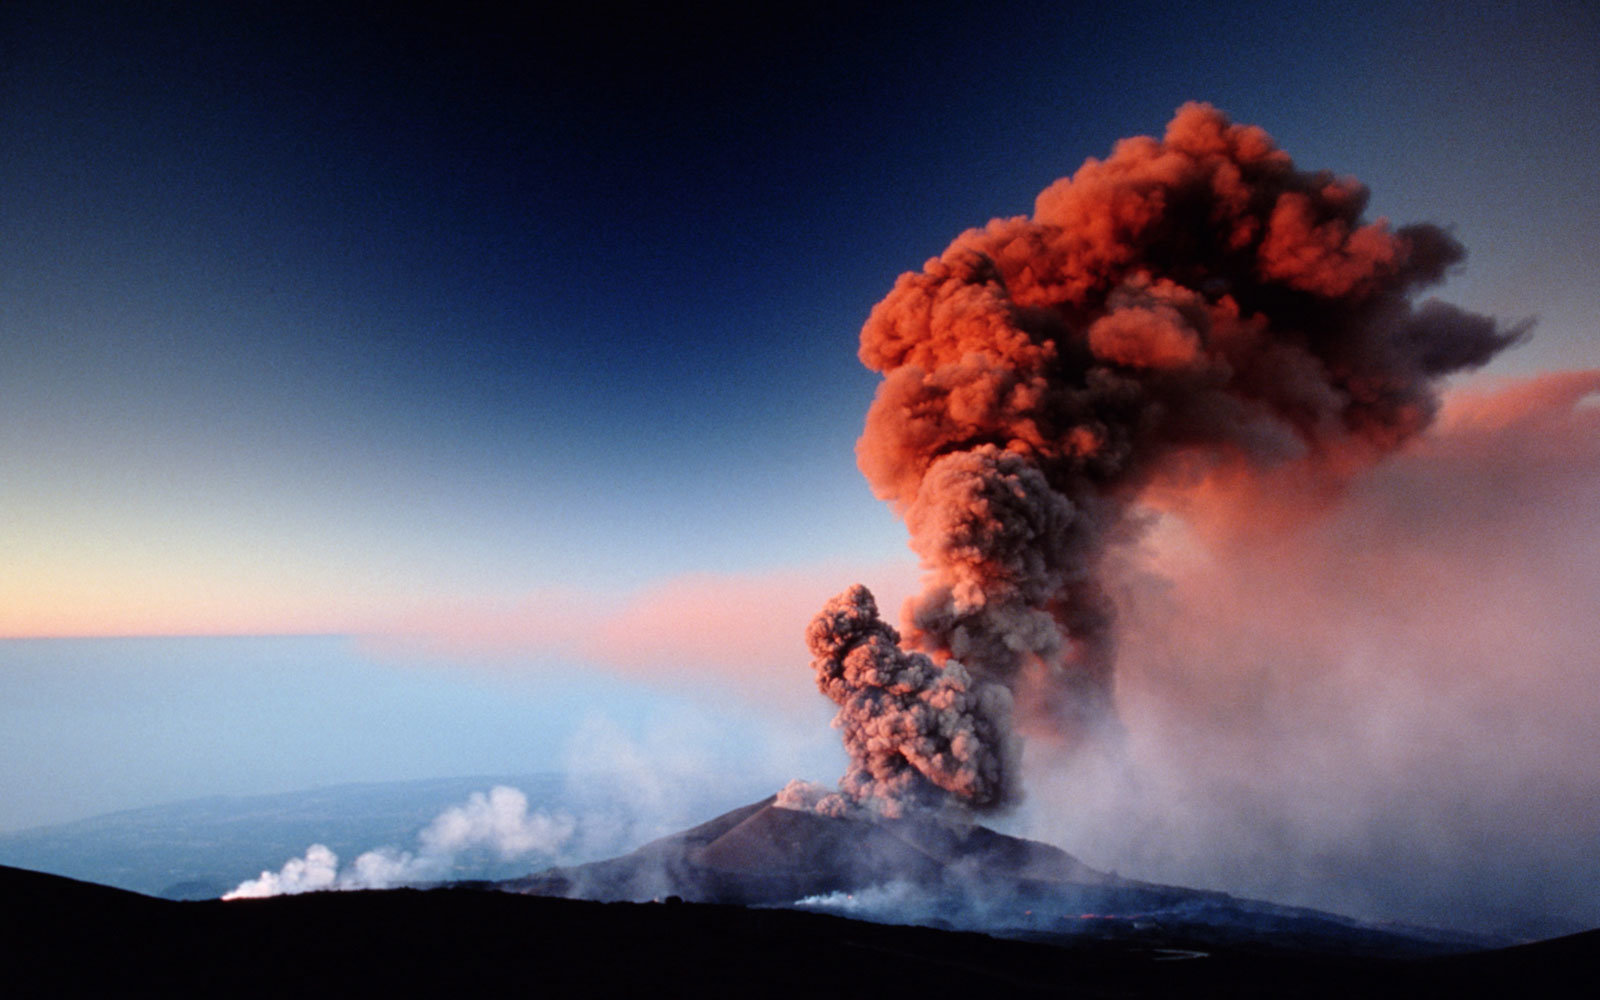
{"left": 801, "top": 102, "right": 1520, "bottom": 816}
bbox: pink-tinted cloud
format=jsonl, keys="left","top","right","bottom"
{"left": 380, "top": 561, "right": 920, "bottom": 702}
{"left": 1022, "top": 369, "right": 1600, "bottom": 933}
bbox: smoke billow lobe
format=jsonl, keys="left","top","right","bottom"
{"left": 804, "top": 103, "right": 1520, "bottom": 816}
{"left": 790, "top": 585, "right": 1019, "bottom": 817}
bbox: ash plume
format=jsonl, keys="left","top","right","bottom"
{"left": 804, "top": 102, "right": 1521, "bottom": 816}
{"left": 780, "top": 585, "right": 1018, "bottom": 817}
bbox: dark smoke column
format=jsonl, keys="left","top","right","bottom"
{"left": 788, "top": 585, "right": 1019, "bottom": 817}
{"left": 805, "top": 103, "right": 1520, "bottom": 816}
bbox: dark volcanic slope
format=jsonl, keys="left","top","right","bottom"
{"left": 501, "top": 795, "right": 1122, "bottom": 905}
{"left": 498, "top": 797, "right": 1506, "bottom": 960}
{"left": 4, "top": 864, "right": 1596, "bottom": 998}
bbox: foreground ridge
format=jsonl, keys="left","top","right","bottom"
{"left": 3, "top": 862, "right": 1595, "bottom": 998}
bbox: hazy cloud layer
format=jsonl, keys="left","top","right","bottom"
{"left": 378, "top": 562, "right": 919, "bottom": 701}
{"left": 1019, "top": 371, "right": 1600, "bottom": 932}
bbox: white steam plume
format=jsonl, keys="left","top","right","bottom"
{"left": 223, "top": 786, "right": 573, "bottom": 900}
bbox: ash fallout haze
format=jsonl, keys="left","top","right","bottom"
{"left": 1, "top": 1, "right": 1597, "bottom": 936}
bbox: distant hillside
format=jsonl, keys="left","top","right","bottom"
{"left": 0, "top": 772, "right": 772, "bottom": 898}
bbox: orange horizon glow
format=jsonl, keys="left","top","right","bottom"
{"left": 0, "top": 572, "right": 403, "bottom": 640}
{"left": 6, "top": 367, "right": 1593, "bottom": 644}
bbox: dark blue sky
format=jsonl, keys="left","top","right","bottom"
{"left": 7, "top": 1, "right": 1595, "bottom": 630}
{"left": 0, "top": 0, "right": 1595, "bottom": 826}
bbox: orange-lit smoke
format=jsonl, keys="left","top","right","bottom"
{"left": 809, "top": 103, "right": 1522, "bottom": 815}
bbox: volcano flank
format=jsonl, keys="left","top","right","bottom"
{"left": 496, "top": 796, "right": 1482, "bottom": 959}
{"left": 502, "top": 795, "right": 1115, "bottom": 905}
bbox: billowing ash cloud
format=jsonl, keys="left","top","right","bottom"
{"left": 779, "top": 585, "right": 1018, "bottom": 816}
{"left": 803, "top": 102, "right": 1521, "bottom": 816}
{"left": 224, "top": 786, "right": 573, "bottom": 899}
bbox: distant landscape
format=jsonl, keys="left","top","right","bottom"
{"left": 4, "top": 796, "right": 1598, "bottom": 998}
{"left": 0, "top": 773, "right": 771, "bottom": 900}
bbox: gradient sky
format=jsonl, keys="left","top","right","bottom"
{"left": 2, "top": 1, "right": 1597, "bottom": 833}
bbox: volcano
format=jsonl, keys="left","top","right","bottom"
{"left": 497, "top": 796, "right": 1482, "bottom": 956}
{"left": 502, "top": 795, "right": 1110, "bottom": 904}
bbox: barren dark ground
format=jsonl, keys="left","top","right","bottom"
{"left": 4, "top": 863, "right": 1596, "bottom": 997}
